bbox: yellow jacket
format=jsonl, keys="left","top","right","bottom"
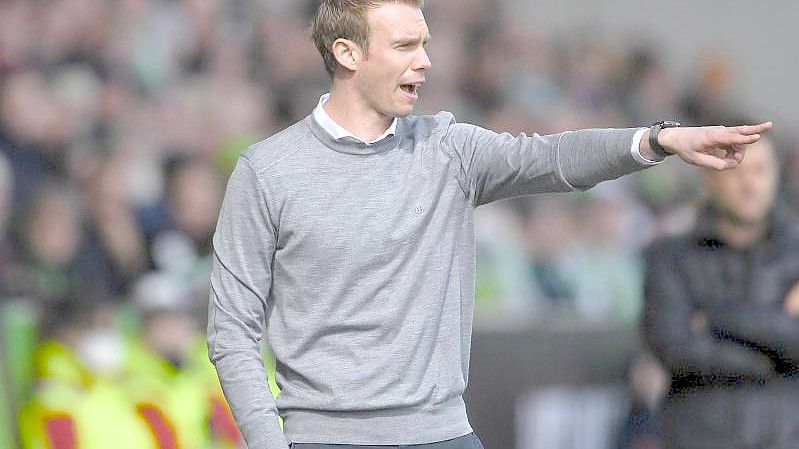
{"left": 19, "top": 341, "right": 161, "bottom": 449}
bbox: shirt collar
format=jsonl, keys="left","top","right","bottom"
{"left": 312, "top": 93, "right": 397, "bottom": 145}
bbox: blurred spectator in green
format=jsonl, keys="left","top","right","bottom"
{"left": 472, "top": 202, "right": 533, "bottom": 324}
{"left": 569, "top": 190, "right": 647, "bottom": 324}
{"left": 521, "top": 198, "right": 582, "bottom": 316}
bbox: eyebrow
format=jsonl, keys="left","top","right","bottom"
{"left": 394, "top": 34, "right": 431, "bottom": 46}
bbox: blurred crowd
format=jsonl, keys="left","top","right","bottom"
{"left": 1, "top": 1, "right": 798, "bottom": 449}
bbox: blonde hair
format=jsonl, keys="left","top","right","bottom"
{"left": 311, "top": 0, "right": 424, "bottom": 76}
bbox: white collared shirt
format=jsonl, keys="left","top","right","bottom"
{"left": 312, "top": 93, "right": 397, "bottom": 145}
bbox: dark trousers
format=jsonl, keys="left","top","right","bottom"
{"left": 290, "top": 432, "right": 485, "bottom": 449}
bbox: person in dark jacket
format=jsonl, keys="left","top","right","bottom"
{"left": 643, "top": 136, "right": 799, "bottom": 449}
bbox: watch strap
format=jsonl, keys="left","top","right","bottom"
{"left": 649, "top": 120, "right": 680, "bottom": 158}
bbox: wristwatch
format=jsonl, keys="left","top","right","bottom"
{"left": 649, "top": 120, "right": 681, "bottom": 159}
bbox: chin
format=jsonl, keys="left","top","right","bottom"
{"left": 387, "top": 97, "right": 417, "bottom": 117}
{"left": 394, "top": 103, "right": 416, "bottom": 117}
{"left": 730, "top": 209, "right": 770, "bottom": 226}
{"left": 395, "top": 109, "right": 414, "bottom": 117}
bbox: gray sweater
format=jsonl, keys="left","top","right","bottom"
{"left": 207, "top": 112, "right": 646, "bottom": 449}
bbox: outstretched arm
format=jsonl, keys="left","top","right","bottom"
{"left": 440, "top": 115, "right": 772, "bottom": 207}
{"left": 640, "top": 122, "right": 773, "bottom": 170}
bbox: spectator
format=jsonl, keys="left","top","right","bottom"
{"left": 9, "top": 183, "right": 101, "bottom": 302}
{"left": 616, "top": 353, "right": 668, "bottom": 449}
{"left": 124, "top": 273, "right": 243, "bottom": 449}
{"left": 522, "top": 198, "right": 581, "bottom": 313}
{"left": 0, "top": 71, "right": 70, "bottom": 207}
{"left": 144, "top": 157, "right": 224, "bottom": 301}
{"left": 643, "top": 135, "right": 799, "bottom": 449}
{"left": 18, "top": 298, "right": 154, "bottom": 449}
{"left": 569, "top": 191, "right": 647, "bottom": 324}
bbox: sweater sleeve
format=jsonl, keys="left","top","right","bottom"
{"left": 208, "top": 156, "right": 289, "bottom": 449}
{"left": 440, "top": 119, "right": 648, "bottom": 206}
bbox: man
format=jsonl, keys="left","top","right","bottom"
{"left": 207, "top": 2, "right": 771, "bottom": 448}
{"left": 643, "top": 136, "right": 799, "bottom": 449}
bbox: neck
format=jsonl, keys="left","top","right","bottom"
{"left": 716, "top": 217, "right": 767, "bottom": 248}
{"left": 324, "top": 82, "right": 394, "bottom": 142}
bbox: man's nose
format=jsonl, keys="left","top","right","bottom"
{"left": 414, "top": 47, "right": 432, "bottom": 71}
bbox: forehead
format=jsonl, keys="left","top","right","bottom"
{"left": 708, "top": 139, "right": 777, "bottom": 180}
{"left": 739, "top": 139, "right": 776, "bottom": 169}
{"left": 367, "top": 3, "right": 429, "bottom": 41}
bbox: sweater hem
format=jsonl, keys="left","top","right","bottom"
{"left": 282, "top": 396, "right": 472, "bottom": 445}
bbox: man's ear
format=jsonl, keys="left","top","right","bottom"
{"left": 331, "top": 38, "right": 362, "bottom": 72}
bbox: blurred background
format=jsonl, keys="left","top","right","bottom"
{"left": 1, "top": 1, "right": 797, "bottom": 449}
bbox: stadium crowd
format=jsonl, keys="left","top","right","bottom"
{"left": 1, "top": 1, "right": 797, "bottom": 449}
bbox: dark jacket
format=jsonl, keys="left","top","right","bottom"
{"left": 643, "top": 204, "right": 799, "bottom": 449}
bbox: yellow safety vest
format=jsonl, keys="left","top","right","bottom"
{"left": 20, "top": 341, "right": 160, "bottom": 449}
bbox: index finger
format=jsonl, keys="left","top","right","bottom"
{"left": 707, "top": 128, "right": 760, "bottom": 147}
{"left": 730, "top": 122, "right": 773, "bottom": 135}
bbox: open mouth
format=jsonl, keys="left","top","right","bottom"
{"left": 400, "top": 84, "right": 419, "bottom": 96}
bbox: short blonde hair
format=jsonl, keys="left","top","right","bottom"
{"left": 311, "top": 0, "right": 424, "bottom": 76}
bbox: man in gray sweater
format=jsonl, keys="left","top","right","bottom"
{"left": 207, "top": 1, "right": 771, "bottom": 448}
